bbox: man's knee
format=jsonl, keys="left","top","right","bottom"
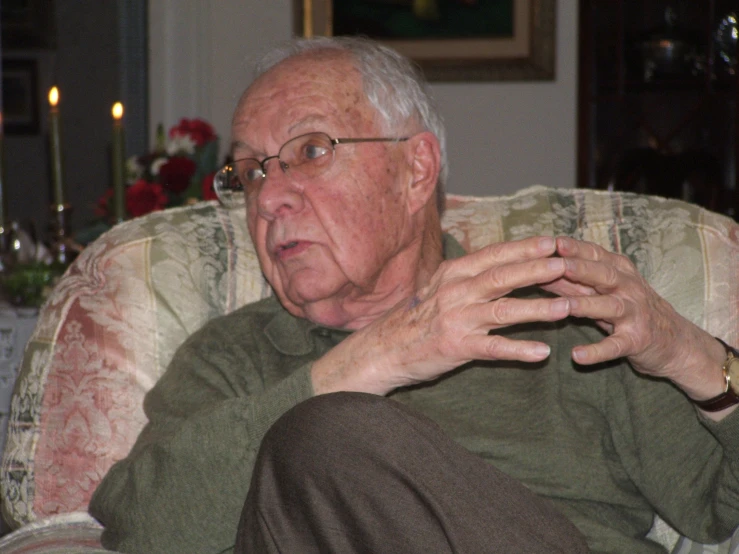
{"left": 257, "top": 392, "right": 392, "bottom": 475}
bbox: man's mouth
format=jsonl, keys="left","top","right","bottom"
{"left": 275, "top": 240, "right": 310, "bottom": 259}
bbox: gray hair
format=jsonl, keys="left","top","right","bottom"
{"left": 253, "top": 36, "right": 447, "bottom": 214}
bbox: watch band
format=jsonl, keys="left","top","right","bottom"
{"left": 693, "top": 338, "right": 739, "bottom": 412}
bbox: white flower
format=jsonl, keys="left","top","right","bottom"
{"left": 126, "top": 156, "right": 144, "bottom": 183}
{"left": 150, "top": 157, "right": 169, "bottom": 176}
{"left": 166, "top": 135, "right": 196, "bottom": 156}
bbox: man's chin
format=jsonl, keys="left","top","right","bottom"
{"left": 280, "top": 292, "right": 351, "bottom": 329}
{"left": 268, "top": 270, "right": 357, "bottom": 326}
{"left": 302, "top": 306, "right": 352, "bottom": 329}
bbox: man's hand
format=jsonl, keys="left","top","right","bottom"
{"left": 312, "top": 236, "right": 570, "bottom": 396}
{"left": 544, "top": 237, "right": 728, "bottom": 410}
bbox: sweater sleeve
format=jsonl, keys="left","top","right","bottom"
{"left": 606, "top": 362, "right": 739, "bottom": 544}
{"left": 88, "top": 310, "right": 318, "bottom": 554}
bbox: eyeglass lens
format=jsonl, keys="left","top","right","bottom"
{"left": 214, "top": 132, "right": 336, "bottom": 208}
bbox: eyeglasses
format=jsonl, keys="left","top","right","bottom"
{"left": 213, "top": 131, "right": 409, "bottom": 208}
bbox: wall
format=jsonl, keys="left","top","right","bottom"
{"left": 149, "top": 0, "right": 579, "bottom": 197}
{"left": 3, "top": 1, "right": 120, "bottom": 237}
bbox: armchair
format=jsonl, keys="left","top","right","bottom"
{"left": 1, "top": 186, "right": 738, "bottom": 553}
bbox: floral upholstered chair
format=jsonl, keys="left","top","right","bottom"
{"left": 0, "top": 185, "right": 738, "bottom": 553}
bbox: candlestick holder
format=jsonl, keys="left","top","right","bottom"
{"left": 49, "top": 203, "right": 82, "bottom": 266}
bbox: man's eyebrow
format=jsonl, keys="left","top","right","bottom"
{"left": 231, "top": 140, "right": 259, "bottom": 158}
{"left": 288, "top": 115, "right": 327, "bottom": 135}
{"left": 230, "top": 114, "right": 330, "bottom": 157}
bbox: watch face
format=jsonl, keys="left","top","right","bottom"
{"left": 727, "top": 356, "right": 739, "bottom": 395}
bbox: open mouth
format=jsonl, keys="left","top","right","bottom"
{"left": 277, "top": 241, "right": 299, "bottom": 254}
{"left": 275, "top": 240, "right": 310, "bottom": 259}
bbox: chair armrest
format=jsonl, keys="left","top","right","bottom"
{"left": 0, "top": 512, "right": 109, "bottom": 553}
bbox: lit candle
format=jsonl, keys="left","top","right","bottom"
{"left": 48, "top": 87, "right": 65, "bottom": 207}
{"left": 111, "top": 102, "right": 126, "bottom": 222}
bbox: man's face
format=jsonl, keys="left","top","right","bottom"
{"left": 231, "top": 53, "right": 416, "bottom": 327}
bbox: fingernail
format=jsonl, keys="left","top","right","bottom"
{"left": 534, "top": 344, "right": 551, "bottom": 358}
{"left": 573, "top": 348, "right": 587, "bottom": 362}
{"left": 539, "top": 237, "right": 555, "bottom": 251}
{"left": 552, "top": 298, "right": 569, "bottom": 316}
{"left": 548, "top": 258, "right": 565, "bottom": 271}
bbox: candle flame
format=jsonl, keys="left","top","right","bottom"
{"left": 112, "top": 102, "right": 124, "bottom": 120}
{"left": 48, "top": 87, "right": 59, "bottom": 107}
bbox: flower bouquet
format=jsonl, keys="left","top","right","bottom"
{"left": 97, "top": 118, "right": 220, "bottom": 220}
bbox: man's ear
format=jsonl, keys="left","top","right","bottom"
{"left": 405, "top": 131, "right": 441, "bottom": 216}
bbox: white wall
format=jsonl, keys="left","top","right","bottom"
{"left": 149, "top": 0, "right": 578, "bottom": 197}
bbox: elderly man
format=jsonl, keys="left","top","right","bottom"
{"left": 90, "top": 37, "right": 739, "bottom": 554}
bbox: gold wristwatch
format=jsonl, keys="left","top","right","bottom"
{"left": 693, "top": 338, "right": 739, "bottom": 412}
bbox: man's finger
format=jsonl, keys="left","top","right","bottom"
{"left": 567, "top": 294, "right": 626, "bottom": 322}
{"left": 561, "top": 257, "right": 626, "bottom": 292}
{"left": 556, "top": 237, "right": 633, "bottom": 272}
{"left": 541, "top": 278, "right": 596, "bottom": 298}
{"left": 468, "top": 257, "right": 567, "bottom": 299}
{"left": 463, "top": 334, "right": 552, "bottom": 363}
{"left": 451, "top": 236, "right": 558, "bottom": 279}
{"left": 572, "top": 333, "right": 635, "bottom": 365}
{"left": 467, "top": 296, "right": 570, "bottom": 328}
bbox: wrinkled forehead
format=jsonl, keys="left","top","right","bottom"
{"left": 247, "top": 55, "right": 363, "bottom": 110}
{"left": 233, "top": 52, "right": 380, "bottom": 141}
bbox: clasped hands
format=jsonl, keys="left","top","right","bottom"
{"left": 313, "top": 236, "right": 726, "bottom": 403}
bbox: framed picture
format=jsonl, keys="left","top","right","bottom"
{"left": 2, "top": 58, "right": 41, "bottom": 135}
{"left": 293, "top": 0, "right": 556, "bottom": 82}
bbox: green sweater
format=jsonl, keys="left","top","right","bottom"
{"left": 90, "top": 240, "right": 739, "bottom": 554}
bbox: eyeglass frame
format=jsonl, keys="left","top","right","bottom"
{"left": 214, "top": 132, "right": 410, "bottom": 207}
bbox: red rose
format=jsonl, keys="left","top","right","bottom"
{"left": 95, "top": 189, "right": 114, "bottom": 218}
{"left": 158, "top": 156, "right": 197, "bottom": 194}
{"left": 126, "top": 179, "right": 169, "bottom": 218}
{"left": 169, "top": 118, "right": 216, "bottom": 147}
{"left": 201, "top": 172, "right": 217, "bottom": 201}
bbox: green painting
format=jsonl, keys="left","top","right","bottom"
{"left": 333, "top": 0, "right": 514, "bottom": 40}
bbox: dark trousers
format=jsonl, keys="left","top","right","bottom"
{"left": 236, "top": 392, "right": 590, "bottom": 553}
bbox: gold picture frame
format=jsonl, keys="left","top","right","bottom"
{"left": 293, "top": 0, "right": 556, "bottom": 82}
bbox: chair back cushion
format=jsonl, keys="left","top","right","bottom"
{"left": 2, "top": 186, "right": 738, "bottom": 529}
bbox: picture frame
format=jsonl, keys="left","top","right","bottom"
{"left": 2, "top": 58, "right": 41, "bottom": 135}
{"left": 293, "top": 0, "right": 556, "bottom": 82}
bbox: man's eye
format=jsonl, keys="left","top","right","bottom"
{"left": 244, "top": 167, "right": 264, "bottom": 183}
{"left": 303, "top": 144, "right": 329, "bottom": 160}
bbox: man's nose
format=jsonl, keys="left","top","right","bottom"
{"left": 255, "top": 158, "right": 304, "bottom": 220}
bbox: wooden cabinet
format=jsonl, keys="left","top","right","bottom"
{"left": 577, "top": 1, "right": 739, "bottom": 219}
